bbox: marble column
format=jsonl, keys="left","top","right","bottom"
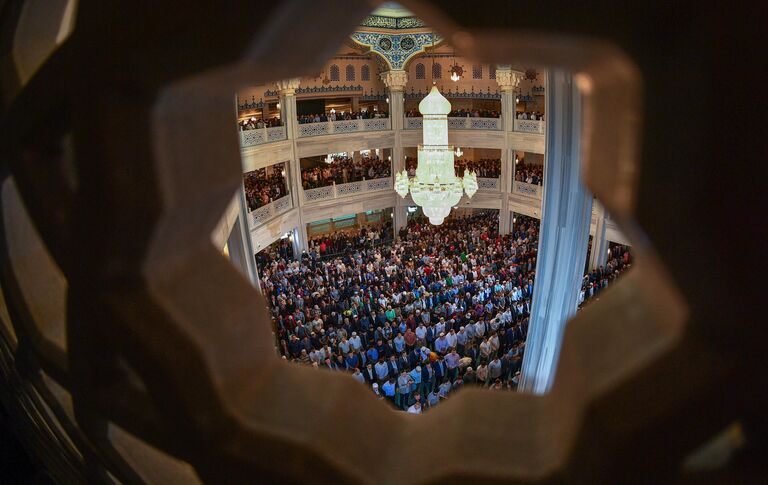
{"left": 497, "top": 67, "right": 524, "bottom": 234}
{"left": 589, "top": 200, "right": 610, "bottom": 270}
{"left": 382, "top": 70, "right": 408, "bottom": 237}
{"left": 496, "top": 66, "right": 523, "bottom": 131}
{"left": 519, "top": 70, "right": 593, "bottom": 395}
{"left": 276, "top": 78, "right": 308, "bottom": 254}
{"left": 498, "top": 147, "right": 512, "bottom": 235}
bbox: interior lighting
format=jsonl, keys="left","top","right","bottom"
{"left": 394, "top": 86, "right": 477, "bottom": 225}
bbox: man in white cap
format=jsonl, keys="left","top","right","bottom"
{"left": 434, "top": 332, "right": 449, "bottom": 354}
{"left": 349, "top": 331, "right": 362, "bottom": 353}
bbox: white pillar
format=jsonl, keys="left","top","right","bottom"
{"left": 519, "top": 70, "right": 593, "bottom": 395}
{"left": 382, "top": 70, "right": 409, "bottom": 238}
{"left": 496, "top": 66, "right": 523, "bottom": 131}
{"left": 498, "top": 147, "right": 512, "bottom": 235}
{"left": 589, "top": 200, "right": 610, "bottom": 270}
{"left": 276, "top": 78, "right": 308, "bottom": 255}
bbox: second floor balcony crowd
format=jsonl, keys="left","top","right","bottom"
{"left": 298, "top": 110, "right": 389, "bottom": 124}
{"left": 515, "top": 111, "right": 544, "bottom": 121}
{"left": 243, "top": 163, "right": 289, "bottom": 211}
{"left": 514, "top": 161, "right": 544, "bottom": 186}
{"left": 239, "top": 116, "right": 284, "bottom": 130}
{"left": 301, "top": 155, "right": 392, "bottom": 190}
{"left": 405, "top": 157, "right": 502, "bottom": 179}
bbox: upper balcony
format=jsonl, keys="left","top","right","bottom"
{"left": 249, "top": 195, "right": 294, "bottom": 227}
{"left": 513, "top": 119, "right": 545, "bottom": 135}
{"left": 404, "top": 116, "right": 502, "bottom": 131}
{"left": 303, "top": 177, "right": 393, "bottom": 204}
{"left": 239, "top": 125, "right": 287, "bottom": 148}
{"left": 297, "top": 117, "right": 391, "bottom": 138}
{"left": 238, "top": 115, "right": 545, "bottom": 153}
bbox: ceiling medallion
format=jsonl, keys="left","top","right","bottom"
{"left": 378, "top": 37, "right": 392, "bottom": 51}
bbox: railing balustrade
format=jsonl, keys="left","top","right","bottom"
{"left": 248, "top": 195, "right": 294, "bottom": 227}
{"left": 404, "top": 116, "right": 502, "bottom": 131}
{"left": 240, "top": 125, "right": 287, "bottom": 148}
{"left": 477, "top": 178, "right": 500, "bottom": 191}
{"left": 513, "top": 181, "right": 543, "bottom": 199}
{"left": 297, "top": 118, "right": 391, "bottom": 138}
{"left": 302, "top": 177, "right": 393, "bottom": 203}
{"left": 513, "top": 119, "right": 545, "bottom": 134}
{"left": 239, "top": 117, "right": 546, "bottom": 149}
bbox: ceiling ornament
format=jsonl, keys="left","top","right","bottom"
{"left": 350, "top": 31, "right": 442, "bottom": 70}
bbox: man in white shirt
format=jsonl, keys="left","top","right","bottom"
{"left": 349, "top": 332, "right": 362, "bottom": 352}
{"left": 446, "top": 329, "right": 458, "bottom": 349}
{"left": 407, "top": 401, "right": 422, "bottom": 414}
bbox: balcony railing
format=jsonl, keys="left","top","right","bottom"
{"left": 513, "top": 119, "right": 545, "bottom": 134}
{"left": 513, "top": 181, "right": 543, "bottom": 199}
{"left": 404, "top": 117, "right": 502, "bottom": 131}
{"left": 303, "top": 177, "right": 393, "bottom": 203}
{"left": 477, "top": 178, "right": 500, "bottom": 191}
{"left": 239, "top": 125, "right": 287, "bottom": 148}
{"left": 248, "top": 195, "right": 293, "bottom": 227}
{"left": 297, "top": 118, "right": 391, "bottom": 138}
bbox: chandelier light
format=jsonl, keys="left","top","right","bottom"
{"left": 454, "top": 146, "right": 463, "bottom": 157}
{"left": 449, "top": 50, "right": 462, "bottom": 82}
{"left": 394, "top": 86, "right": 477, "bottom": 225}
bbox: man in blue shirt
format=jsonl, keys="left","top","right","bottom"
{"left": 381, "top": 378, "right": 396, "bottom": 406}
{"left": 366, "top": 346, "right": 379, "bottom": 364}
{"left": 374, "top": 358, "right": 389, "bottom": 383}
{"left": 393, "top": 332, "right": 406, "bottom": 354}
{"left": 409, "top": 365, "right": 423, "bottom": 397}
{"left": 344, "top": 351, "right": 360, "bottom": 370}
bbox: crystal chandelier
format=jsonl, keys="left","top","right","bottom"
{"left": 394, "top": 86, "right": 477, "bottom": 225}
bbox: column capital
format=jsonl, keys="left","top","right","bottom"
{"left": 275, "top": 78, "right": 300, "bottom": 95}
{"left": 495, "top": 67, "right": 523, "bottom": 93}
{"left": 380, "top": 70, "right": 408, "bottom": 92}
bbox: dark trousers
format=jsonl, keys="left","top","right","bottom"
{"left": 398, "top": 392, "right": 410, "bottom": 410}
{"left": 448, "top": 367, "right": 458, "bottom": 382}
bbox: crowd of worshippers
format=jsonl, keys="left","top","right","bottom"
{"left": 404, "top": 157, "right": 501, "bottom": 179}
{"left": 260, "top": 211, "right": 541, "bottom": 412}
{"left": 297, "top": 110, "right": 389, "bottom": 124}
{"left": 579, "top": 245, "right": 632, "bottom": 306}
{"left": 515, "top": 111, "right": 544, "bottom": 121}
{"left": 514, "top": 161, "right": 544, "bottom": 186}
{"left": 239, "top": 116, "right": 283, "bottom": 130}
{"left": 256, "top": 238, "right": 295, "bottom": 272}
{"left": 455, "top": 159, "right": 501, "bottom": 178}
{"left": 243, "top": 165, "right": 288, "bottom": 211}
{"left": 301, "top": 155, "right": 392, "bottom": 190}
{"left": 405, "top": 108, "right": 501, "bottom": 118}
{"left": 308, "top": 224, "right": 394, "bottom": 258}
